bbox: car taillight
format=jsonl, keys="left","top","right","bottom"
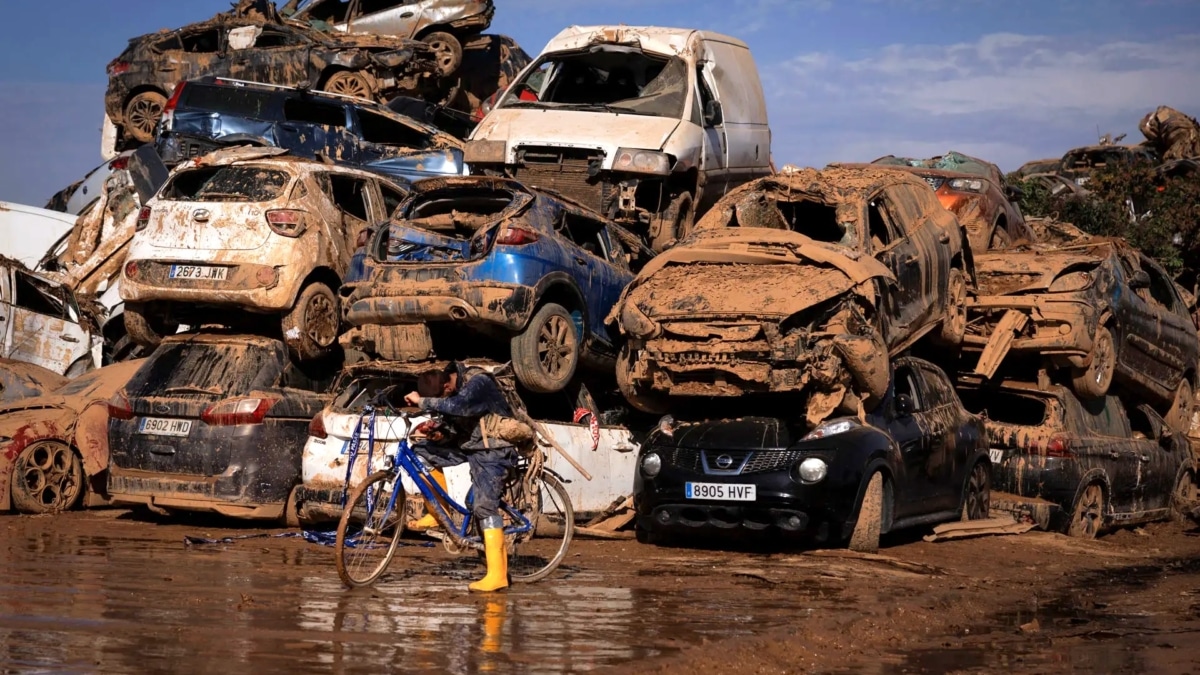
{"left": 202, "top": 397, "right": 277, "bottom": 426}
{"left": 124, "top": 261, "right": 139, "bottom": 280}
{"left": 1029, "top": 434, "right": 1073, "bottom": 458}
{"left": 161, "top": 81, "right": 186, "bottom": 129}
{"left": 309, "top": 413, "right": 328, "bottom": 440}
{"left": 266, "top": 209, "right": 307, "bottom": 237}
{"left": 136, "top": 206, "right": 151, "bottom": 231}
{"left": 496, "top": 226, "right": 539, "bottom": 246}
{"left": 109, "top": 157, "right": 129, "bottom": 172}
{"left": 108, "top": 61, "right": 131, "bottom": 77}
{"left": 107, "top": 391, "right": 134, "bottom": 420}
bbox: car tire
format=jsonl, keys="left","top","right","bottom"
{"left": 1170, "top": 466, "right": 1199, "bottom": 524}
{"left": 1165, "top": 377, "right": 1194, "bottom": 433}
{"left": 11, "top": 441, "right": 86, "bottom": 514}
{"left": 124, "top": 303, "right": 176, "bottom": 349}
{"left": 935, "top": 268, "right": 967, "bottom": 346}
{"left": 124, "top": 91, "right": 167, "bottom": 144}
{"left": 511, "top": 302, "right": 580, "bottom": 394}
{"left": 422, "top": 31, "right": 464, "bottom": 77}
{"left": 1068, "top": 482, "right": 1105, "bottom": 538}
{"left": 616, "top": 344, "right": 669, "bottom": 414}
{"left": 105, "top": 334, "right": 145, "bottom": 365}
{"left": 1071, "top": 325, "right": 1115, "bottom": 399}
{"left": 848, "top": 471, "right": 884, "bottom": 553}
{"left": 961, "top": 462, "right": 990, "bottom": 521}
{"left": 650, "top": 192, "right": 695, "bottom": 254}
{"left": 282, "top": 282, "right": 340, "bottom": 362}
{"left": 284, "top": 485, "right": 302, "bottom": 529}
{"left": 323, "top": 71, "right": 375, "bottom": 100}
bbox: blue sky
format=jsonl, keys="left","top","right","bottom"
{"left": 1, "top": 0, "right": 1198, "bottom": 206}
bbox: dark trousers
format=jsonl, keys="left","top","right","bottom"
{"left": 415, "top": 442, "right": 517, "bottom": 519}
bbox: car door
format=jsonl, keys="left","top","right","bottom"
{"left": 1127, "top": 405, "right": 1181, "bottom": 513}
{"left": 912, "top": 362, "right": 968, "bottom": 512}
{"left": 150, "top": 27, "right": 230, "bottom": 89}
{"left": 694, "top": 64, "right": 729, "bottom": 206}
{"left": 555, "top": 211, "right": 607, "bottom": 339}
{"left": 1113, "top": 253, "right": 1191, "bottom": 389}
{"left": 869, "top": 192, "right": 924, "bottom": 346}
{"left": 7, "top": 270, "right": 90, "bottom": 374}
{"left": 1073, "top": 394, "right": 1143, "bottom": 516}
{"left": 1139, "top": 255, "right": 1197, "bottom": 391}
{"left": 278, "top": 98, "right": 358, "bottom": 163}
{"left": 347, "top": 0, "right": 425, "bottom": 37}
{"left": 321, "top": 173, "right": 374, "bottom": 271}
{"left": 886, "top": 363, "right": 937, "bottom": 518}
{"left": 886, "top": 184, "right": 947, "bottom": 331}
{"left": 226, "top": 26, "right": 312, "bottom": 88}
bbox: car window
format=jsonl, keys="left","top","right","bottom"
{"left": 328, "top": 175, "right": 371, "bottom": 222}
{"left": 153, "top": 34, "right": 184, "bottom": 53}
{"left": 379, "top": 182, "right": 407, "bottom": 218}
{"left": 160, "top": 166, "right": 291, "bottom": 203}
{"left": 13, "top": 272, "right": 70, "bottom": 320}
{"left": 1078, "top": 395, "right": 1131, "bottom": 437}
{"left": 958, "top": 390, "right": 1049, "bottom": 426}
{"left": 284, "top": 99, "right": 347, "bottom": 129}
{"left": 254, "top": 30, "right": 305, "bottom": 49}
{"left": 893, "top": 366, "right": 924, "bottom": 412}
{"left": 867, "top": 197, "right": 900, "bottom": 251}
{"left": 179, "top": 29, "right": 220, "bottom": 54}
{"left": 696, "top": 67, "right": 717, "bottom": 127}
{"left": 129, "top": 341, "right": 284, "bottom": 397}
{"left": 357, "top": 110, "right": 433, "bottom": 149}
{"left": 883, "top": 186, "right": 926, "bottom": 233}
{"left": 1141, "top": 257, "right": 1181, "bottom": 312}
{"left": 558, "top": 211, "right": 610, "bottom": 260}
{"left": 55, "top": 369, "right": 112, "bottom": 398}
{"left": 915, "top": 364, "right": 956, "bottom": 408}
{"left": 182, "top": 85, "right": 274, "bottom": 119}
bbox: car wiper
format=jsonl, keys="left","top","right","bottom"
{"left": 569, "top": 103, "right": 650, "bottom": 115}
{"left": 160, "top": 386, "right": 222, "bottom": 396}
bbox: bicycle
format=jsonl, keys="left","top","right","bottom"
{"left": 334, "top": 404, "right": 575, "bottom": 588}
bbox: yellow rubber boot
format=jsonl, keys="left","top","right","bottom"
{"left": 468, "top": 526, "right": 509, "bottom": 593}
{"left": 407, "top": 468, "right": 448, "bottom": 531}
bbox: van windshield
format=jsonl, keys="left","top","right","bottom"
{"left": 501, "top": 47, "right": 688, "bottom": 119}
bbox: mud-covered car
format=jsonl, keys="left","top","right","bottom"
{"left": 958, "top": 380, "right": 1197, "bottom": 537}
{"left": 1014, "top": 158, "right": 1061, "bottom": 180}
{"left": 282, "top": 0, "right": 494, "bottom": 77}
{"left": 612, "top": 167, "right": 971, "bottom": 422}
{"left": 0, "top": 360, "right": 67, "bottom": 405}
{"left": 635, "top": 357, "right": 990, "bottom": 551}
{"left": 342, "top": 176, "right": 636, "bottom": 394}
{"left": 0, "top": 260, "right": 97, "bottom": 377}
{"left": 966, "top": 239, "right": 1200, "bottom": 431}
{"left": 0, "top": 360, "right": 145, "bottom": 514}
{"left": 155, "top": 77, "right": 463, "bottom": 184}
{"left": 864, "top": 152, "right": 1033, "bottom": 250}
{"left": 106, "top": 334, "right": 335, "bottom": 523}
{"left": 105, "top": 10, "right": 438, "bottom": 147}
{"left": 120, "top": 147, "right": 412, "bottom": 361}
{"left": 1058, "top": 143, "right": 1159, "bottom": 188}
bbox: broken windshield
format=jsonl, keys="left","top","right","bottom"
{"left": 500, "top": 47, "right": 688, "bottom": 119}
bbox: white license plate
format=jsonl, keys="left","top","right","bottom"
{"left": 169, "top": 264, "right": 228, "bottom": 281}
{"left": 139, "top": 417, "right": 193, "bottom": 437}
{"left": 685, "top": 482, "right": 756, "bottom": 501}
{"left": 989, "top": 448, "right": 1004, "bottom": 464}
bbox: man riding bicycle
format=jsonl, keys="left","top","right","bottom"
{"left": 404, "top": 361, "right": 520, "bottom": 593}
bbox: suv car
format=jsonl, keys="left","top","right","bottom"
{"left": 281, "top": 0, "right": 495, "bottom": 77}
{"left": 156, "top": 78, "right": 464, "bottom": 184}
{"left": 120, "top": 147, "right": 411, "bottom": 361}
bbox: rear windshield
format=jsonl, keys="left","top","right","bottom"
{"left": 159, "top": 166, "right": 291, "bottom": 202}
{"left": 129, "top": 342, "right": 283, "bottom": 397}
{"left": 181, "top": 85, "right": 274, "bottom": 119}
{"left": 331, "top": 370, "right": 434, "bottom": 411}
{"left": 958, "top": 390, "right": 1048, "bottom": 426}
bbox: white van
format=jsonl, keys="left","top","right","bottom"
{"left": 465, "top": 25, "right": 772, "bottom": 252}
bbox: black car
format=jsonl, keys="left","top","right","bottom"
{"left": 156, "top": 78, "right": 464, "bottom": 185}
{"left": 958, "top": 380, "right": 1196, "bottom": 538}
{"left": 634, "top": 357, "right": 991, "bottom": 552}
{"left": 106, "top": 333, "right": 336, "bottom": 523}
{"left": 105, "top": 8, "right": 437, "bottom": 147}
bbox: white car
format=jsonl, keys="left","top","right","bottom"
{"left": 0, "top": 262, "right": 95, "bottom": 376}
{"left": 120, "top": 147, "right": 411, "bottom": 360}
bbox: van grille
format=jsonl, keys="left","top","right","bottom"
{"left": 513, "top": 146, "right": 613, "bottom": 214}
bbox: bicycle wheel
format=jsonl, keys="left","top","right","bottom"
{"left": 506, "top": 473, "right": 574, "bottom": 583}
{"left": 336, "top": 470, "right": 406, "bottom": 588}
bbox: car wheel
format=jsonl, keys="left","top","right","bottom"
{"left": 1165, "top": 377, "right": 1194, "bottom": 433}
{"left": 11, "top": 441, "right": 86, "bottom": 514}
{"left": 1071, "top": 325, "right": 1115, "bottom": 399}
{"left": 635, "top": 523, "right": 660, "bottom": 546}
{"left": 848, "top": 472, "right": 884, "bottom": 553}
{"left": 124, "top": 303, "right": 176, "bottom": 349}
{"left": 935, "top": 268, "right": 968, "bottom": 346}
{"left": 124, "top": 91, "right": 167, "bottom": 144}
{"left": 989, "top": 226, "right": 1012, "bottom": 250}
{"left": 284, "top": 485, "right": 302, "bottom": 529}
{"left": 323, "top": 71, "right": 375, "bottom": 100}
{"left": 282, "top": 282, "right": 340, "bottom": 362}
{"left": 421, "top": 31, "right": 464, "bottom": 77}
{"left": 1068, "top": 482, "right": 1105, "bottom": 538}
{"left": 650, "top": 192, "right": 695, "bottom": 254}
{"left": 961, "top": 462, "right": 991, "bottom": 521}
{"left": 511, "top": 303, "right": 580, "bottom": 394}
{"left": 1170, "top": 467, "right": 1199, "bottom": 524}
{"left": 616, "top": 343, "right": 669, "bottom": 414}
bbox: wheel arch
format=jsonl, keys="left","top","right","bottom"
{"left": 528, "top": 274, "right": 587, "bottom": 333}
{"left": 1072, "top": 469, "right": 1112, "bottom": 516}
{"left": 292, "top": 266, "right": 343, "bottom": 308}
{"left": 855, "top": 454, "right": 897, "bottom": 533}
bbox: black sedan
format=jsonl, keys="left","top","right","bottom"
{"left": 106, "top": 333, "right": 335, "bottom": 523}
{"left": 634, "top": 357, "right": 991, "bottom": 552}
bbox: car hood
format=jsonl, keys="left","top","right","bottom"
{"left": 650, "top": 417, "right": 797, "bottom": 451}
{"left": 472, "top": 108, "right": 683, "bottom": 161}
{"left": 975, "top": 248, "right": 1108, "bottom": 296}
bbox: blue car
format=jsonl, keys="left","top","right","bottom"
{"left": 342, "top": 176, "right": 635, "bottom": 393}
{"left": 155, "top": 77, "right": 463, "bottom": 185}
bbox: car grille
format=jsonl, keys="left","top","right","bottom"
{"left": 513, "top": 146, "right": 614, "bottom": 214}
{"left": 924, "top": 177, "right": 946, "bottom": 190}
{"left": 662, "top": 448, "right": 803, "bottom": 475}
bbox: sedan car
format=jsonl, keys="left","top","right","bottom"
{"left": 342, "top": 176, "right": 636, "bottom": 394}
{"left": 106, "top": 334, "right": 334, "bottom": 523}
{"left": 612, "top": 167, "right": 971, "bottom": 423}
{"left": 958, "top": 380, "right": 1194, "bottom": 538}
{"left": 634, "top": 357, "right": 990, "bottom": 552}
{"left": 0, "top": 360, "right": 145, "bottom": 514}
{"left": 105, "top": 7, "right": 438, "bottom": 147}
{"left": 966, "top": 239, "right": 1200, "bottom": 431}
{"left": 120, "top": 147, "right": 411, "bottom": 360}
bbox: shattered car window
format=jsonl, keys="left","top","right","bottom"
{"left": 161, "top": 166, "right": 291, "bottom": 202}
{"left": 958, "top": 390, "right": 1048, "bottom": 426}
{"left": 13, "top": 271, "right": 70, "bottom": 320}
{"left": 706, "top": 191, "right": 859, "bottom": 247}
{"left": 130, "top": 342, "right": 283, "bottom": 397}
{"left": 332, "top": 371, "right": 422, "bottom": 412}
{"left": 502, "top": 47, "right": 689, "bottom": 119}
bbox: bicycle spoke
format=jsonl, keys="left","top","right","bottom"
{"left": 336, "top": 471, "right": 405, "bottom": 587}
{"left": 508, "top": 474, "right": 574, "bottom": 583}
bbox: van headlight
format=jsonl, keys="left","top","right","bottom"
{"left": 795, "top": 458, "right": 828, "bottom": 484}
{"left": 614, "top": 148, "right": 671, "bottom": 175}
{"left": 641, "top": 452, "right": 662, "bottom": 478}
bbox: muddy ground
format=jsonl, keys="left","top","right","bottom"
{"left": 1, "top": 511, "right": 1197, "bottom": 674}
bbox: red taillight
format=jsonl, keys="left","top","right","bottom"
{"left": 1029, "top": 434, "right": 1073, "bottom": 458}
{"left": 496, "top": 226, "right": 539, "bottom": 246}
{"left": 164, "top": 82, "right": 186, "bottom": 113}
{"left": 309, "top": 414, "right": 328, "bottom": 440}
{"left": 266, "top": 209, "right": 307, "bottom": 237}
{"left": 108, "top": 61, "right": 131, "bottom": 77}
{"left": 124, "top": 261, "right": 139, "bottom": 280}
{"left": 109, "top": 157, "right": 129, "bottom": 171}
{"left": 202, "top": 397, "right": 277, "bottom": 426}
{"left": 136, "top": 206, "right": 151, "bottom": 231}
{"left": 107, "top": 391, "right": 133, "bottom": 420}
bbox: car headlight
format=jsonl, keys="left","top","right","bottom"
{"left": 614, "top": 148, "right": 671, "bottom": 175}
{"left": 1048, "top": 270, "right": 1094, "bottom": 293}
{"left": 641, "top": 452, "right": 662, "bottom": 478}
{"left": 802, "top": 419, "right": 860, "bottom": 441}
{"left": 620, "top": 302, "right": 661, "bottom": 339}
{"left": 463, "top": 139, "right": 507, "bottom": 164}
{"left": 948, "top": 178, "right": 985, "bottom": 193}
{"left": 795, "top": 457, "right": 828, "bottom": 484}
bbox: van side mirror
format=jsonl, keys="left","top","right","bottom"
{"left": 895, "top": 394, "right": 914, "bottom": 419}
{"left": 704, "top": 100, "right": 723, "bottom": 127}
{"left": 1130, "top": 270, "right": 1151, "bottom": 289}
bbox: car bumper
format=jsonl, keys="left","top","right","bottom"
{"left": 107, "top": 468, "right": 287, "bottom": 520}
{"left": 990, "top": 452, "right": 1082, "bottom": 529}
{"left": 343, "top": 282, "right": 533, "bottom": 330}
{"left": 121, "top": 260, "right": 296, "bottom": 312}
{"left": 964, "top": 298, "right": 1096, "bottom": 360}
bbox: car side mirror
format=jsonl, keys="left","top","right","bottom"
{"left": 1004, "top": 184, "right": 1024, "bottom": 201}
{"left": 895, "top": 394, "right": 914, "bottom": 419}
{"left": 704, "top": 100, "right": 723, "bottom": 127}
{"left": 1130, "top": 270, "right": 1151, "bottom": 289}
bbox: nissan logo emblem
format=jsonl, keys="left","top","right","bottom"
{"left": 715, "top": 454, "right": 734, "bottom": 469}
{"left": 193, "top": 208, "right": 211, "bottom": 222}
